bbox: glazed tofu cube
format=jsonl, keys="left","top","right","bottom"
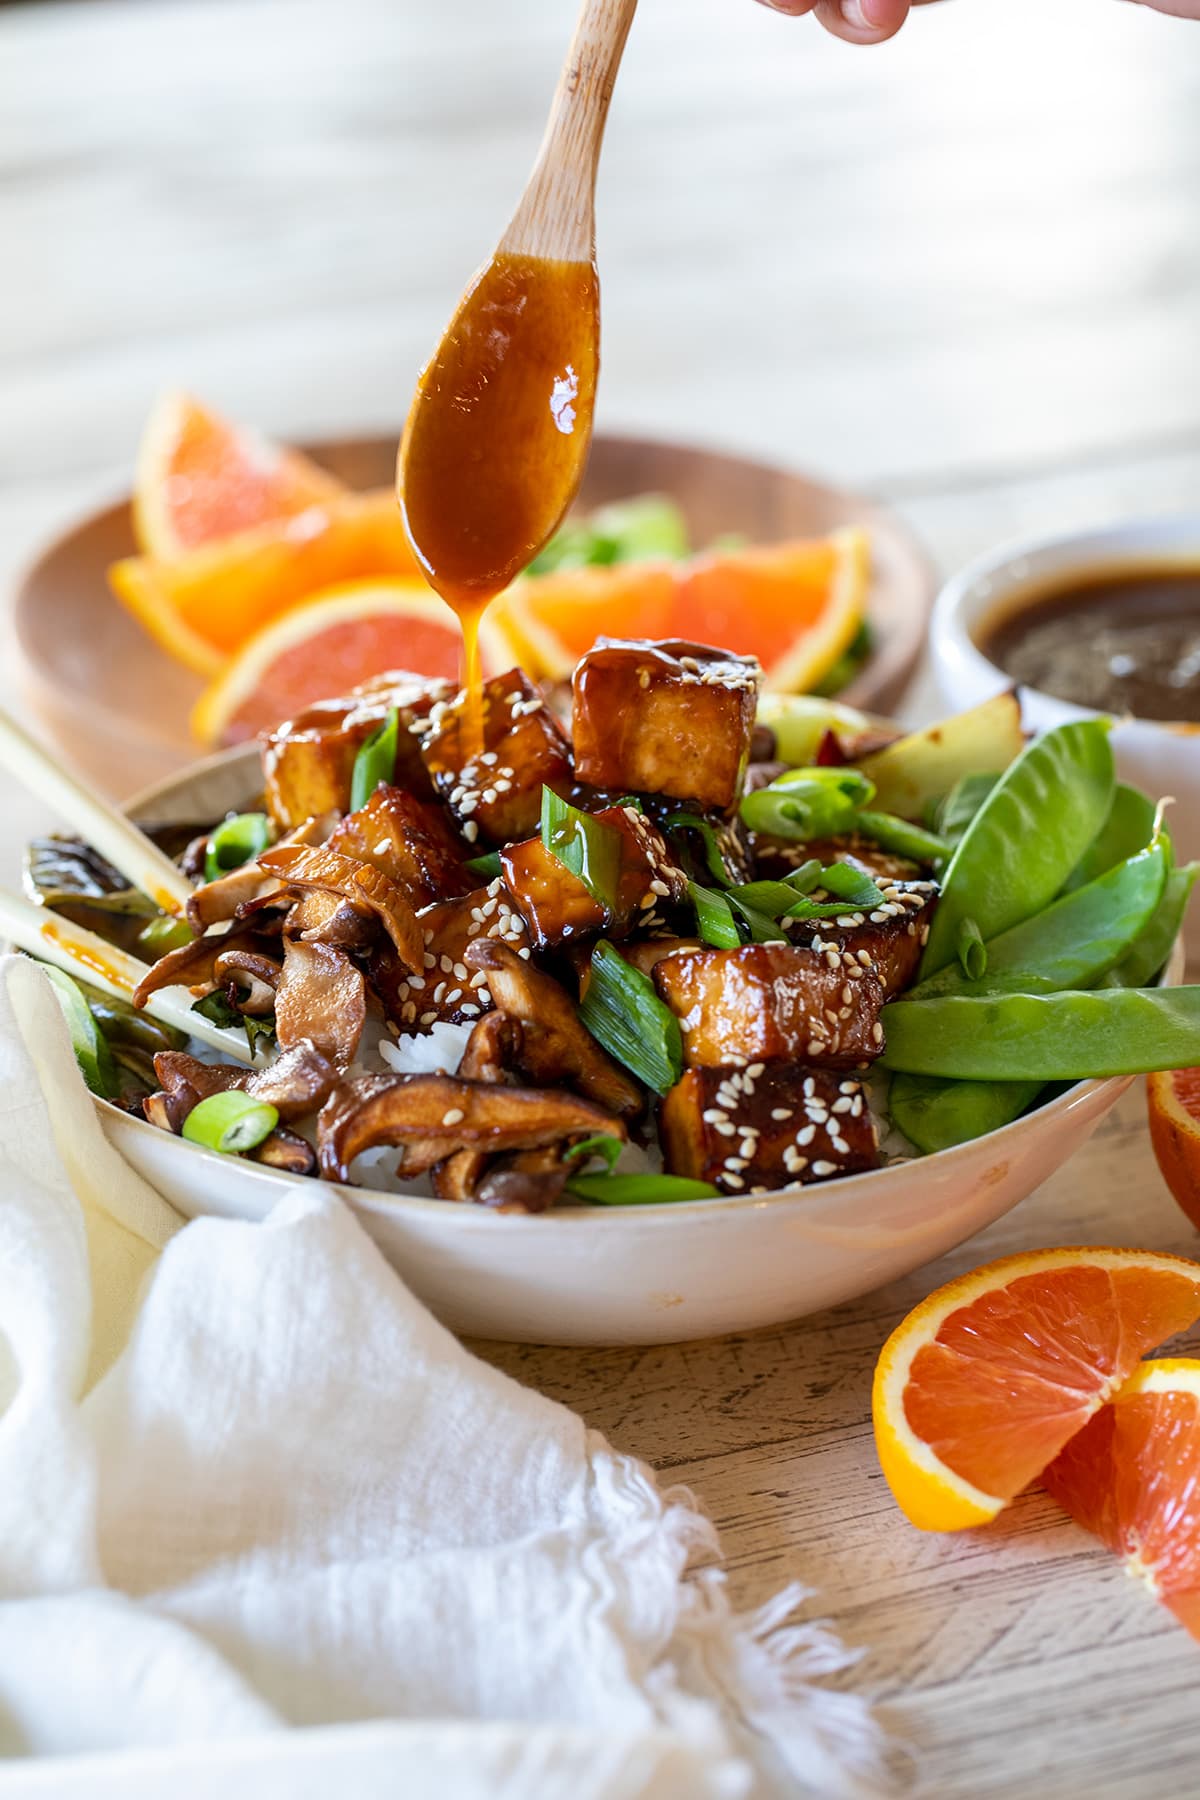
{"left": 653, "top": 942, "right": 886, "bottom": 1070}
{"left": 327, "top": 786, "right": 473, "bottom": 909}
{"left": 420, "top": 670, "right": 573, "bottom": 848}
{"left": 572, "top": 639, "right": 759, "bottom": 812}
{"left": 500, "top": 806, "right": 688, "bottom": 951}
{"left": 368, "top": 878, "right": 530, "bottom": 1032}
{"left": 791, "top": 877, "right": 939, "bottom": 1001}
{"left": 263, "top": 676, "right": 451, "bottom": 830}
{"left": 660, "top": 1064, "right": 880, "bottom": 1193}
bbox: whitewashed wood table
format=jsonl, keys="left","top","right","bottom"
{"left": 4, "top": 0, "right": 1200, "bottom": 1791}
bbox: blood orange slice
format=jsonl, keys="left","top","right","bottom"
{"left": 1148, "top": 1067, "right": 1200, "bottom": 1232}
{"left": 491, "top": 528, "right": 868, "bottom": 690}
{"left": 873, "top": 1248, "right": 1200, "bottom": 1532}
{"left": 190, "top": 579, "right": 507, "bottom": 746}
{"left": 111, "top": 489, "right": 423, "bottom": 677}
{"left": 133, "top": 391, "right": 344, "bottom": 559}
{"left": 1043, "top": 1358, "right": 1200, "bottom": 1639}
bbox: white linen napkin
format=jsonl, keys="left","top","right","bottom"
{"left": 0, "top": 954, "right": 883, "bottom": 1798}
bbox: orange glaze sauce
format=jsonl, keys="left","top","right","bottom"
{"left": 398, "top": 251, "right": 599, "bottom": 753}
{"left": 40, "top": 919, "right": 134, "bottom": 992}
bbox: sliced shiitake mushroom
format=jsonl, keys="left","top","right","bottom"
{"left": 186, "top": 814, "right": 338, "bottom": 934}
{"left": 150, "top": 1040, "right": 338, "bottom": 1128}
{"left": 274, "top": 938, "right": 366, "bottom": 1072}
{"left": 132, "top": 925, "right": 264, "bottom": 1008}
{"left": 258, "top": 843, "right": 423, "bottom": 971}
{"left": 317, "top": 1072, "right": 625, "bottom": 1184}
{"left": 464, "top": 938, "right": 642, "bottom": 1119}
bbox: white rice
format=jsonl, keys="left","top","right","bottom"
{"left": 377, "top": 1019, "right": 474, "bottom": 1078}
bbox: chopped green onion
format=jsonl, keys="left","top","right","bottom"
{"left": 956, "top": 917, "right": 988, "bottom": 981}
{"left": 739, "top": 767, "right": 873, "bottom": 841}
{"left": 42, "top": 965, "right": 120, "bottom": 1099}
{"left": 616, "top": 795, "right": 646, "bottom": 815}
{"left": 784, "top": 859, "right": 824, "bottom": 895}
{"left": 205, "top": 812, "right": 272, "bottom": 883}
{"left": 729, "top": 880, "right": 810, "bottom": 915}
{"left": 541, "top": 787, "right": 623, "bottom": 911}
{"left": 854, "top": 810, "right": 950, "bottom": 866}
{"left": 350, "top": 709, "right": 400, "bottom": 812}
{"left": 566, "top": 1172, "right": 721, "bottom": 1206}
{"left": 689, "top": 881, "right": 742, "bottom": 948}
{"left": 465, "top": 850, "right": 503, "bottom": 881}
{"left": 192, "top": 992, "right": 275, "bottom": 1057}
{"left": 564, "top": 1134, "right": 624, "bottom": 1172}
{"left": 816, "top": 862, "right": 885, "bottom": 907}
{"left": 137, "top": 914, "right": 195, "bottom": 956}
{"left": 579, "top": 941, "right": 682, "bottom": 1096}
{"left": 182, "top": 1090, "right": 279, "bottom": 1155}
{"left": 663, "top": 810, "right": 734, "bottom": 886}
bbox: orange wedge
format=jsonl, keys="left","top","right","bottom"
{"left": 133, "top": 391, "right": 344, "bottom": 559}
{"left": 872, "top": 1247, "right": 1200, "bottom": 1532}
{"left": 491, "top": 528, "right": 869, "bottom": 689}
{"left": 111, "top": 489, "right": 424, "bottom": 677}
{"left": 190, "top": 578, "right": 508, "bottom": 746}
{"left": 1148, "top": 1067, "right": 1200, "bottom": 1232}
{"left": 1044, "top": 1359, "right": 1200, "bottom": 1639}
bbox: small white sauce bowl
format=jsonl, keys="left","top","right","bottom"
{"left": 931, "top": 516, "right": 1200, "bottom": 953}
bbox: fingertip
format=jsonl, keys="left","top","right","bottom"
{"left": 819, "top": 0, "right": 911, "bottom": 41}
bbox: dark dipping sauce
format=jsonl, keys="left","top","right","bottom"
{"left": 981, "top": 567, "right": 1200, "bottom": 723}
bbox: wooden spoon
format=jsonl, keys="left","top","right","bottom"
{"left": 397, "top": 0, "right": 639, "bottom": 625}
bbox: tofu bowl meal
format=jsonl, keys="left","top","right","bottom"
{"left": 21, "top": 639, "right": 1198, "bottom": 1344}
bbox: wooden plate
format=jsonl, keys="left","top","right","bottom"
{"left": 11, "top": 432, "right": 935, "bottom": 798}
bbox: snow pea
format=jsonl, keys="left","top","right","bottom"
{"left": 934, "top": 772, "right": 1000, "bottom": 845}
{"left": 1100, "top": 862, "right": 1199, "bottom": 990}
{"left": 908, "top": 833, "right": 1169, "bottom": 1000}
{"left": 879, "top": 985, "right": 1200, "bottom": 1080}
{"left": 888, "top": 1071, "right": 1044, "bottom": 1155}
{"left": 920, "top": 719, "right": 1115, "bottom": 978}
{"left": 1062, "top": 783, "right": 1158, "bottom": 894}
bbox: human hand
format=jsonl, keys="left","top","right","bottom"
{"left": 755, "top": 0, "right": 1200, "bottom": 46}
{"left": 752, "top": 0, "right": 939, "bottom": 45}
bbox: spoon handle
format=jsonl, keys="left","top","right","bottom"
{"left": 503, "top": 0, "right": 639, "bottom": 262}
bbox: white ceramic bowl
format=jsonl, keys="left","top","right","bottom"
{"left": 73, "top": 745, "right": 1182, "bottom": 1346}
{"left": 931, "top": 516, "right": 1200, "bottom": 953}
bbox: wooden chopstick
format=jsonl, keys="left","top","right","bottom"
{"left": 0, "top": 886, "right": 255, "bottom": 1065}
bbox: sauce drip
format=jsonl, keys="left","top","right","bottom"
{"left": 981, "top": 566, "right": 1200, "bottom": 724}
{"left": 398, "top": 251, "right": 600, "bottom": 750}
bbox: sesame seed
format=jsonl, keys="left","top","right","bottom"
{"left": 463, "top": 821, "right": 479, "bottom": 843}
{"left": 771, "top": 1108, "right": 793, "bottom": 1120}
{"left": 811, "top": 1161, "right": 837, "bottom": 1177}
{"left": 722, "top": 1172, "right": 745, "bottom": 1190}
{"left": 796, "top": 1124, "right": 817, "bottom": 1147}
{"left": 872, "top": 1022, "right": 884, "bottom": 1043}
{"left": 441, "top": 1108, "right": 465, "bottom": 1126}
{"left": 703, "top": 1109, "right": 729, "bottom": 1124}
{"left": 420, "top": 1011, "right": 437, "bottom": 1025}
{"left": 807, "top": 1039, "right": 824, "bottom": 1056}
